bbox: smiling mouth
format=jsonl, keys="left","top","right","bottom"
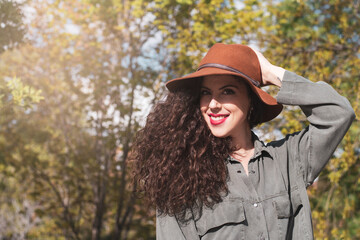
{"left": 209, "top": 114, "right": 229, "bottom": 125}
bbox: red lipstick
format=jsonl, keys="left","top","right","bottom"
{"left": 208, "top": 113, "right": 229, "bottom": 125}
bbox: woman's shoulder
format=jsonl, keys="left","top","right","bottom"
{"left": 253, "top": 130, "right": 308, "bottom": 153}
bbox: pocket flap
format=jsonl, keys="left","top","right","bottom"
{"left": 195, "top": 198, "right": 246, "bottom": 236}
{"left": 273, "top": 192, "right": 303, "bottom": 219}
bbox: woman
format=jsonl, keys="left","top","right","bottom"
{"left": 133, "top": 43, "right": 355, "bottom": 239}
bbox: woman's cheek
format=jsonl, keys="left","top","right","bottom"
{"left": 200, "top": 110, "right": 208, "bottom": 123}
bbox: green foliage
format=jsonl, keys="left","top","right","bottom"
{"left": 1, "top": 76, "right": 44, "bottom": 108}
{"left": 259, "top": 0, "right": 360, "bottom": 238}
{"left": 1, "top": 0, "right": 161, "bottom": 239}
{"left": 0, "top": 0, "right": 26, "bottom": 53}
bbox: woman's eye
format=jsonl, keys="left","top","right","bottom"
{"left": 223, "top": 89, "right": 235, "bottom": 95}
{"left": 200, "top": 89, "right": 210, "bottom": 95}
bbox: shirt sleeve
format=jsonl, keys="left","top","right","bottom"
{"left": 156, "top": 212, "right": 187, "bottom": 240}
{"left": 275, "top": 71, "right": 355, "bottom": 186}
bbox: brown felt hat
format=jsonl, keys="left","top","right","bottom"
{"left": 165, "top": 43, "right": 283, "bottom": 123}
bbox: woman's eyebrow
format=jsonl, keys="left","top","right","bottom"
{"left": 219, "top": 84, "right": 239, "bottom": 90}
{"left": 200, "top": 86, "right": 211, "bottom": 90}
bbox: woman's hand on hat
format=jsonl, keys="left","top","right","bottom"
{"left": 249, "top": 47, "right": 285, "bottom": 87}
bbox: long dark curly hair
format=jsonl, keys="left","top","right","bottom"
{"left": 133, "top": 77, "right": 262, "bottom": 221}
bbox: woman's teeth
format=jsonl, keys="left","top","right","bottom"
{"left": 210, "top": 115, "right": 227, "bottom": 120}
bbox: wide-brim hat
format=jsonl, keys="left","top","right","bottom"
{"left": 165, "top": 43, "right": 283, "bottom": 123}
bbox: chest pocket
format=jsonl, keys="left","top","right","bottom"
{"left": 273, "top": 191, "right": 302, "bottom": 218}
{"left": 195, "top": 198, "right": 246, "bottom": 238}
{"left": 273, "top": 191, "right": 303, "bottom": 239}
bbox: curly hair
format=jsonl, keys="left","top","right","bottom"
{"left": 133, "top": 78, "right": 263, "bottom": 221}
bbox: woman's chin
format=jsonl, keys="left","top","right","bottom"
{"left": 210, "top": 131, "right": 230, "bottom": 138}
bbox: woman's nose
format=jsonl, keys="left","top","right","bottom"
{"left": 209, "top": 97, "right": 221, "bottom": 109}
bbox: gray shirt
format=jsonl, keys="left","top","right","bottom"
{"left": 156, "top": 71, "right": 355, "bottom": 240}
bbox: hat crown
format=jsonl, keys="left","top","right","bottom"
{"left": 199, "top": 43, "right": 262, "bottom": 85}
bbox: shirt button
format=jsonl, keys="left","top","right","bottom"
{"left": 253, "top": 203, "right": 258, "bottom": 207}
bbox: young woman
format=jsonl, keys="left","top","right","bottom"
{"left": 133, "top": 43, "right": 355, "bottom": 239}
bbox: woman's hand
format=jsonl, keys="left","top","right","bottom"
{"left": 249, "top": 47, "right": 285, "bottom": 87}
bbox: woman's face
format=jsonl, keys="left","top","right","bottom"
{"left": 200, "top": 75, "right": 250, "bottom": 138}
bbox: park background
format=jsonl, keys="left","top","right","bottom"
{"left": 0, "top": 0, "right": 359, "bottom": 239}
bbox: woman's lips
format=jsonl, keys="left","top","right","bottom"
{"left": 209, "top": 114, "right": 229, "bottom": 125}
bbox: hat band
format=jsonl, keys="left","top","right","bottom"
{"left": 197, "top": 63, "right": 260, "bottom": 87}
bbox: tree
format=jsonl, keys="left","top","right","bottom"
{"left": 0, "top": 76, "right": 44, "bottom": 239}
{"left": 0, "top": 0, "right": 26, "bottom": 53}
{"left": 0, "top": 0, "right": 164, "bottom": 238}
{"left": 259, "top": 0, "right": 360, "bottom": 238}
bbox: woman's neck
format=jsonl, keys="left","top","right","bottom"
{"left": 231, "top": 125, "right": 253, "bottom": 151}
{"left": 230, "top": 126, "right": 254, "bottom": 175}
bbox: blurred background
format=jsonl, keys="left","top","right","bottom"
{"left": 0, "top": 0, "right": 359, "bottom": 239}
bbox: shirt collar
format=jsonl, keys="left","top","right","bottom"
{"left": 252, "top": 131, "right": 271, "bottom": 159}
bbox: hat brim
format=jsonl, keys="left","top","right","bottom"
{"left": 166, "top": 67, "right": 283, "bottom": 123}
